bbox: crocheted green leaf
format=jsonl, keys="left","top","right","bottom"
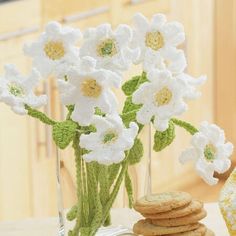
{"left": 52, "top": 120, "right": 77, "bottom": 149}
{"left": 122, "top": 72, "right": 148, "bottom": 96}
{"left": 153, "top": 121, "right": 175, "bottom": 152}
{"left": 127, "top": 138, "right": 144, "bottom": 165}
{"left": 121, "top": 96, "right": 142, "bottom": 127}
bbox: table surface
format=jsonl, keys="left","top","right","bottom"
{"left": 0, "top": 203, "right": 229, "bottom": 236}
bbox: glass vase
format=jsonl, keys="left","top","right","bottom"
{"left": 56, "top": 146, "right": 135, "bottom": 236}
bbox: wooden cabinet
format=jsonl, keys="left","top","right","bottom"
{"left": 0, "top": 0, "right": 222, "bottom": 221}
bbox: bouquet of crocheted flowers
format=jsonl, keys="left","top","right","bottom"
{"left": 0, "top": 13, "right": 233, "bottom": 236}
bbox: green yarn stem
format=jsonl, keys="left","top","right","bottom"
{"left": 25, "top": 105, "right": 56, "bottom": 125}
{"left": 88, "top": 164, "right": 103, "bottom": 236}
{"left": 82, "top": 160, "right": 89, "bottom": 227}
{"left": 66, "top": 205, "right": 78, "bottom": 221}
{"left": 125, "top": 170, "right": 133, "bottom": 208}
{"left": 72, "top": 134, "right": 83, "bottom": 235}
{"left": 98, "top": 165, "right": 111, "bottom": 226}
{"left": 108, "top": 163, "right": 120, "bottom": 188}
{"left": 101, "top": 159, "right": 129, "bottom": 226}
{"left": 70, "top": 137, "right": 132, "bottom": 236}
{"left": 66, "top": 105, "right": 75, "bottom": 120}
{"left": 86, "top": 163, "right": 97, "bottom": 225}
{"left": 171, "top": 118, "right": 198, "bottom": 135}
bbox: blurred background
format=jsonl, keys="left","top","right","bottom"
{"left": 0, "top": 0, "right": 235, "bottom": 222}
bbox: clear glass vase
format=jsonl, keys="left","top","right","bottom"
{"left": 144, "top": 123, "right": 155, "bottom": 202}
{"left": 55, "top": 147, "right": 135, "bottom": 236}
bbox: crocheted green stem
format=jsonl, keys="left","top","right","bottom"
{"left": 98, "top": 165, "right": 111, "bottom": 226}
{"left": 108, "top": 164, "right": 120, "bottom": 188}
{"left": 171, "top": 118, "right": 198, "bottom": 135}
{"left": 101, "top": 159, "right": 129, "bottom": 226}
{"left": 86, "top": 163, "right": 97, "bottom": 225}
{"left": 71, "top": 134, "right": 83, "bottom": 235}
{"left": 125, "top": 170, "right": 133, "bottom": 208}
{"left": 25, "top": 105, "right": 56, "bottom": 125}
{"left": 82, "top": 160, "right": 89, "bottom": 227}
{"left": 66, "top": 105, "right": 75, "bottom": 120}
{"left": 88, "top": 164, "right": 103, "bottom": 236}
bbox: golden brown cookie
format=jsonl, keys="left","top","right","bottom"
{"left": 142, "top": 200, "right": 203, "bottom": 219}
{"left": 151, "top": 209, "right": 207, "bottom": 227}
{"left": 134, "top": 192, "right": 192, "bottom": 214}
{"left": 205, "top": 229, "right": 215, "bottom": 236}
{"left": 133, "top": 219, "right": 200, "bottom": 235}
{"left": 154, "top": 223, "right": 207, "bottom": 236}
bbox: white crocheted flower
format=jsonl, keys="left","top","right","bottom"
{"left": 80, "top": 115, "right": 139, "bottom": 165}
{"left": 180, "top": 121, "right": 233, "bottom": 185}
{"left": 79, "top": 23, "right": 139, "bottom": 74}
{"left": 143, "top": 47, "right": 187, "bottom": 74}
{"left": 132, "top": 13, "right": 185, "bottom": 64}
{"left": 58, "top": 57, "right": 121, "bottom": 126}
{"left": 0, "top": 64, "right": 47, "bottom": 114}
{"left": 176, "top": 73, "right": 207, "bottom": 100}
{"left": 24, "top": 21, "right": 81, "bottom": 77}
{"left": 132, "top": 70, "right": 187, "bottom": 131}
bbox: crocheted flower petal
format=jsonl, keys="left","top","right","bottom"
{"left": 214, "top": 159, "right": 231, "bottom": 174}
{"left": 12, "top": 105, "right": 27, "bottom": 115}
{"left": 115, "top": 24, "right": 132, "bottom": 45}
{"left": 150, "top": 13, "right": 167, "bottom": 30}
{"left": 162, "top": 22, "right": 185, "bottom": 46}
{"left": 191, "top": 132, "right": 208, "bottom": 150}
{"left": 136, "top": 105, "right": 153, "bottom": 125}
{"left": 71, "top": 104, "right": 94, "bottom": 126}
{"left": 196, "top": 159, "right": 218, "bottom": 185}
{"left": 133, "top": 13, "right": 149, "bottom": 32}
{"left": 132, "top": 82, "right": 152, "bottom": 104}
{"left": 80, "top": 133, "right": 100, "bottom": 150}
{"left": 153, "top": 116, "right": 169, "bottom": 132}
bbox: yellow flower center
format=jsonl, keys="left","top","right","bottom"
{"left": 44, "top": 41, "right": 65, "bottom": 60}
{"left": 81, "top": 79, "right": 102, "bottom": 98}
{"left": 103, "top": 130, "right": 118, "bottom": 144}
{"left": 97, "top": 38, "right": 117, "bottom": 57}
{"left": 155, "top": 87, "right": 172, "bottom": 106}
{"left": 204, "top": 143, "right": 217, "bottom": 162}
{"left": 145, "top": 31, "right": 164, "bottom": 51}
{"left": 8, "top": 83, "right": 25, "bottom": 97}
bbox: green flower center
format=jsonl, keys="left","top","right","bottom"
{"left": 8, "top": 83, "right": 25, "bottom": 97}
{"left": 44, "top": 41, "right": 65, "bottom": 60}
{"left": 103, "top": 130, "right": 118, "bottom": 144}
{"left": 155, "top": 87, "right": 172, "bottom": 106}
{"left": 97, "top": 38, "right": 117, "bottom": 57}
{"left": 204, "top": 143, "right": 216, "bottom": 162}
{"left": 81, "top": 78, "right": 102, "bottom": 98}
{"left": 145, "top": 31, "right": 164, "bottom": 51}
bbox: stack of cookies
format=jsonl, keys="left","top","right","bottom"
{"left": 133, "top": 191, "right": 214, "bottom": 236}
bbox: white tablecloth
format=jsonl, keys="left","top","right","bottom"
{"left": 0, "top": 203, "right": 229, "bottom": 236}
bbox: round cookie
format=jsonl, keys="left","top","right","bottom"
{"left": 134, "top": 191, "right": 192, "bottom": 214}
{"left": 142, "top": 200, "right": 203, "bottom": 219}
{"left": 205, "top": 229, "right": 215, "bottom": 236}
{"left": 155, "top": 224, "right": 207, "bottom": 236}
{"left": 151, "top": 209, "right": 207, "bottom": 227}
{"left": 133, "top": 219, "right": 200, "bottom": 235}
